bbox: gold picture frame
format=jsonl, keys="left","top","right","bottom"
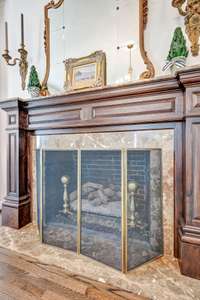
{"left": 64, "top": 51, "right": 106, "bottom": 92}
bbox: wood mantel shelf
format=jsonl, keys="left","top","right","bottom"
{"left": 1, "top": 66, "right": 200, "bottom": 280}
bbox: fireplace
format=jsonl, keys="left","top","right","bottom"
{"left": 35, "top": 130, "right": 172, "bottom": 272}
{"left": 2, "top": 67, "right": 200, "bottom": 279}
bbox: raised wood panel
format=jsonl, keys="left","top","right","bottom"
{"left": 185, "top": 87, "right": 200, "bottom": 116}
{"left": 29, "top": 108, "right": 81, "bottom": 125}
{"left": 185, "top": 118, "right": 200, "bottom": 228}
{"left": 193, "top": 93, "right": 200, "bottom": 109}
{"left": 93, "top": 98, "right": 176, "bottom": 119}
{"left": 28, "top": 93, "right": 183, "bottom": 130}
{"left": 8, "top": 133, "right": 17, "bottom": 194}
{"left": 192, "top": 124, "right": 200, "bottom": 223}
{"left": 19, "top": 131, "right": 28, "bottom": 196}
{"left": 8, "top": 114, "right": 17, "bottom": 125}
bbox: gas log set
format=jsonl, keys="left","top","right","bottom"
{"left": 69, "top": 182, "right": 121, "bottom": 207}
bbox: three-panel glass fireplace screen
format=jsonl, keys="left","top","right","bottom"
{"left": 37, "top": 148, "right": 163, "bottom": 272}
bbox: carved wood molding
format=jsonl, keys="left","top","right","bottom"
{"left": 41, "top": 0, "right": 64, "bottom": 95}
{"left": 139, "top": 0, "right": 155, "bottom": 80}
{"left": 172, "top": 0, "right": 200, "bottom": 56}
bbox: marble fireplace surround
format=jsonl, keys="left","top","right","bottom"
{"left": 33, "top": 130, "right": 174, "bottom": 258}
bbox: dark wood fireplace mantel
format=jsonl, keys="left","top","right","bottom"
{"left": 1, "top": 66, "right": 200, "bottom": 279}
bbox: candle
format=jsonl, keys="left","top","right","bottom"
{"left": 5, "top": 22, "right": 8, "bottom": 50}
{"left": 21, "top": 13, "right": 24, "bottom": 46}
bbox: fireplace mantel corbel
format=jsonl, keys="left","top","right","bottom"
{"left": 1, "top": 67, "right": 200, "bottom": 279}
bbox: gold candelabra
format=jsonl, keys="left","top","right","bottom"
{"left": 2, "top": 14, "right": 28, "bottom": 90}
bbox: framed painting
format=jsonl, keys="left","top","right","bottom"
{"left": 64, "top": 51, "right": 106, "bottom": 92}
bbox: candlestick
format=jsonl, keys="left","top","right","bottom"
{"left": 21, "top": 13, "right": 24, "bottom": 46}
{"left": 5, "top": 22, "right": 8, "bottom": 50}
{"left": 2, "top": 13, "right": 28, "bottom": 91}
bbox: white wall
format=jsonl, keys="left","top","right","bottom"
{"left": 0, "top": 0, "right": 47, "bottom": 206}
{"left": 0, "top": 0, "right": 200, "bottom": 205}
{"left": 0, "top": 0, "right": 7, "bottom": 208}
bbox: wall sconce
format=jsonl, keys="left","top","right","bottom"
{"left": 2, "top": 14, "right": 28, "bottom": 90}
{"left": 172, "top": 0, "right": 200, "bottom": 56}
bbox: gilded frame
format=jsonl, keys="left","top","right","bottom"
{"left": 172, "top": 0, "right": 200, "bottom": 56}
{"left": 41, "top": 0, "right": 155, "bottom": 94}
{"left": 64, "top": 51, "right": 106, "bottom": 92}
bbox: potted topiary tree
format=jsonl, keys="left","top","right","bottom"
{"left": 28, "top": 65, "right": 41, "bottom": 98}
{"left": 163, "top": 27, "right": 189, "bottom": 74}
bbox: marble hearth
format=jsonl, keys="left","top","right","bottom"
{"left": 31, "top": 129, "right": 174, "bottom": 273}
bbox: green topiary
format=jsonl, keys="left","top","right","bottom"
{"left": 167, "top": 27, "right": 188, "bottom": 61}
{"left": 28, "top": 65, "right": 41, "bottom": 89}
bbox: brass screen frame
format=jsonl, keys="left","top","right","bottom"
{"left": 38, "top": 148, "right": 163, "bottom": 273}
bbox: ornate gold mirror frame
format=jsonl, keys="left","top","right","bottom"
{"left": 41, "top": 0, "right": 155, "bottom": 95}
{"left": 41, "top": 0, "right": 64, "bottom": 95}
{"left": 139, "top": 0, "right": 155, "bottom": 80}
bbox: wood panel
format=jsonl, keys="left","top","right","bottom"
{"left": 193, "top": 123, "right": 200, "bottom": 223}
{"left": 1, "top": 100, "right": 30, "bottom": 229}
{"left": 8, "top": 133, "right": 17, "bottom": 194}
{"left": 27, "top": 92, "right": 183, "bottom": 130}
{"left": 185, "top": 87, "right": 200, "bottom": 116}
{"left": 184, "top": 118, "right": 200, "bottom": 227}
{"left": 178, "top": 67, "right": 200, "bottom": 279}
{"left": 179, "top": 241, "right": 200, "bottom": 280}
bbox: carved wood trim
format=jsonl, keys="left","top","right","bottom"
{"left": 185, "top": 118, "right": 200, "bottom": 227}
{"left": 139, "top": 0, "right": 155, "bottom": 80}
